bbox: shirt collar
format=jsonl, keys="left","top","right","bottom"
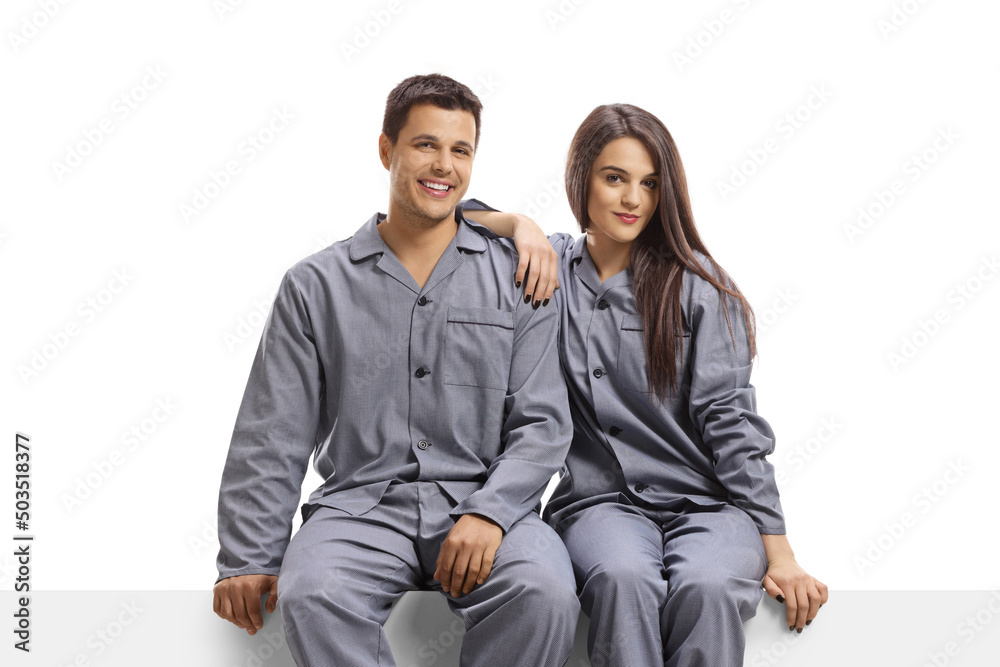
{"left": 349, "top": 212, "right": 488, "bottom": 262}
{"left": 570, "top": 233, "right": 634, "bottom": 292}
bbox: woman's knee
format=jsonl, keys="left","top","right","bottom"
{"left": 584, "top": 558, "right": 663, "bottom": 601}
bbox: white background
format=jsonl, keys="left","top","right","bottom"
{"left": 2, "top": 0, "right": 997, "bottom": 598}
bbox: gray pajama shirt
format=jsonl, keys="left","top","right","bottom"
{"left": 460, "top": 198, "right": 786, "bottom": 667}
{"left": 215, "top": 212, "right": 579, "bottom": 666}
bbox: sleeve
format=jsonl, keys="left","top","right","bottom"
{"left": 450, "top": 278, "right": 573, "bottom": 532}
{"left": 456, "top": 197, "right": 499, "bottom": 218}
{"left": 215, "top": 269, "right": 324, "bottom": 582}
{"left": 686, "top": 276, "right": 786, "bottom": 535}
{"left": 457, "top": 198, "right": 576, "bottom": 257}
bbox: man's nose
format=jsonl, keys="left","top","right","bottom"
{"left": 432, "top": 150, "right": 452, "bottom": 174}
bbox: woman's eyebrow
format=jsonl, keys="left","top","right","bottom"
{"left": 597, "top": 165, "right": 658, "bottom": 178}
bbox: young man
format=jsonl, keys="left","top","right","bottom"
{"left": 212, "top": 74, "right": 579, "bottom": 667}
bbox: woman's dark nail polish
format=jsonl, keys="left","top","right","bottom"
{"left": 806, "top": 620, "right": 812, "bottom": 626}
{"left": 776, "top": 595, "right": 785, "bottom": 604}
{"left": 796, "top": 628, "right": 802, "bottom": 634}
{"left": 515, "top": 280, "right": 521, "bottom": 287}
{"left": 542, "top": 298, "right": 550, "bottom": 307}
{"left": 524, "top": 293, "right": 532, "bottom": 303}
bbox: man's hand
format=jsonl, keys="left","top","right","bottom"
{"left": 213, "top": 574, "right": 279, "bottom": 635}
{"left": 511, "top": 214, "right": 559, "bottom": 308}
{"left": 433, "top": 513, "right": 503, "bottom": 597}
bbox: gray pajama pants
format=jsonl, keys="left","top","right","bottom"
{"left": 277, "top": 481, "right": 580, "bottom": 667}
{"left": 555, "top": 499, "right": 767, "bottom": 667}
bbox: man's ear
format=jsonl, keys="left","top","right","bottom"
{"left": 378, "top": 132, "right": 392, "bottom": 171}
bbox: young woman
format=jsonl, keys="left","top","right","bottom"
{"left": 459, "top": 103, "right": 827, "bottom": 667}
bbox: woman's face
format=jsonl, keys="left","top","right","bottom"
{"left": 585, "top": 136, "right": 659, "bottom": 251}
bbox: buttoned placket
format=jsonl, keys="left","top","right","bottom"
{"left": 573, "top": 247, "right": 651, "bottom": 497}
{"left": 370, "top": 226, "right": 475, "bottom": 477}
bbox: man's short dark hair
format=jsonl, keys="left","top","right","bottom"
{"left": 382, "top": 73, "right": 483, "bottom": 148}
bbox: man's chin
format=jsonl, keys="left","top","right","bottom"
{"left": 422, "top": 200, "right": 459, "bottom": 223}
{"left": 408, "top": 206, "right": 457, "bottom": 229}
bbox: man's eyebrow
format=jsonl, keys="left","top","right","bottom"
{"left": 411, "top": 134, "right": 475, "bottom": 152}
{"left": 597, "top": 165, "right": 658, "bottom": 178}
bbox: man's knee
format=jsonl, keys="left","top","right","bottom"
{"left": 277, "top": 567, "right": 357, "bottom": 620}
{"left": 497, "top": 557, "right": 580, "bottom": 623}
{"left": 510, "top": 575, "right": 580, "bottom": 631}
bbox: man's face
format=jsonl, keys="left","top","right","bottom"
{"left": 379, "top": 103, "right": 477, "bottom": 227}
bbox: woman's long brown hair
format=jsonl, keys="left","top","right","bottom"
{"left": 565, "top": 104, "right": 756, "bottom": 401}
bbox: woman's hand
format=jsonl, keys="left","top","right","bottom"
{"left": 511, "top": 214, "right": 559, "bottom": 307}
{"left": 761, "top": 534, "right": 829, "bottom": 632}
{"left": 763, "top": 556, "right": 828, "bottom": 632}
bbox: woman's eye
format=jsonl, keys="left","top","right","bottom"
{"left": 643, "top": 180, "right": 657, "bottom": 188}
{"left": 606, "top": 174, "right": 621, "bottom": 183}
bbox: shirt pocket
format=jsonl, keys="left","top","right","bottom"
{"left": 444, "top": 306, "right": 515, "bottom": 390}
{"left": 616, "top": 314, "right": 690, "bottom": 395}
